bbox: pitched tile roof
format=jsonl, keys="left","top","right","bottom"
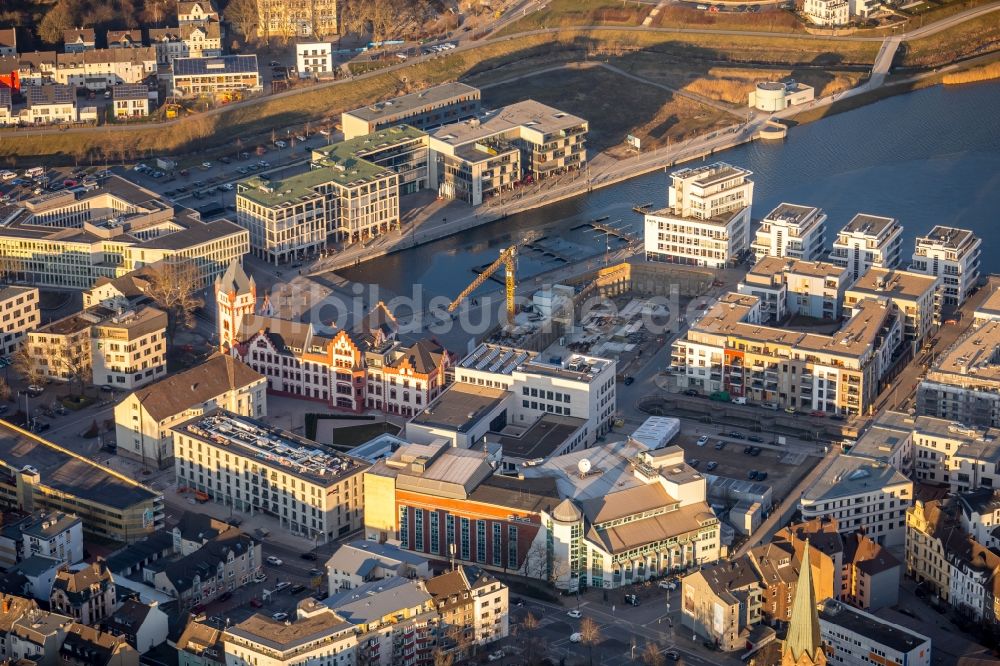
{"left": 130, "top": 354, "right": 263, "bottom": 421}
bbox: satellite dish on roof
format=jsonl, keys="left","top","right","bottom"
{"left": 578, "top": 458, "right": 591, "bottom": 475}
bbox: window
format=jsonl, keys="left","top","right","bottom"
{"left": 461, "top": 518, "right": 470, "bottom": 560}
{"left": 492, "top": 522, "right": 502, "bottom": 567}
{"left": 477, "top": 520, "right": 486, "bottom": 563}
{"left": 414, "top": 509, "right": 424, "bottom": 551}
{"left": 447, "top": 514, "right": 455, "bottom": 554}
{"left": 399, "top": 506, "right": 409, "bottom": 548}
{"left": 430, "top": 512, "right": 439, "bottom": 554}
{"left": 507, "top": 525, "right": 518, "bottom": 569}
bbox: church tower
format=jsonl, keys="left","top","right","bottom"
{"left": 215, "top": 259, "right": 256, "bottom": 352}
{"left": 781, "top": 541, "right": 827, "bottom": 666}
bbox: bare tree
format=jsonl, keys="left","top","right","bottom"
{"left": 38, "top": 0, "right": 75, "bottom": 45}
{"left": 579, "top": 617, "right": 601, "bottom": 666}
{"left": 223, "top": 0, "right": 259, "bottom": 39}
{"left": 12, "top": 347, "right": 45, "bottom": 387}
{"left": 145, "top": 260, "right": 203, "bottom": 343}
{"left": 520, "top": 612, "right": 543, "bottom": 665}
{"left": 0, "top": 377, "right": 11, "bottom": 403}
{"left": 642, "top": 641, "right": 665, "bottom": 666}
{"left": 0, "top": 255, "right": 23, "bottom": 282}
{"left": 58, "top": 342, "right": 91, "bottom": 397}
{"left": 432, "top": 648, "right": 454, "bottom": 666}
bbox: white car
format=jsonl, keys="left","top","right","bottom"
{"left": 274, "top": 581, "right": 290, "bottom": 592}
{"left": 570, "top": 632, "right": 582, "bottom": 643}
{"left": 658, "top": 580, "right": 678, "bottom": 590}
{"left": 566, "top": 609, "right": 581, "bottom": 619}
{"left": 253, "top": 572, "right": 267, "bottom": 583}
{"left": 222, "top": 183, "right": 234, "bottom": 191}
{"left": 271, "top": 612, "right": 288, "bottom": 621}
{"left": 202, "top": 161, "right": 212, "bottom": 168}
{"left": 266, "top": 556, "right": 283, "bottom": 566}
{"left": 487, "top": 651, "right": 505, "bottom": 662}
{"left": 696, "top": 435, "right": 709, "bottom": 446}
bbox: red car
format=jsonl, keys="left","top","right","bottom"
{"left": 810, "top": 410, "right": 826, "bottom": 418}
{"left": 190, "top": 604, "right": 206, "bottom": 614}
{"left": 250, "top": 597, "right": 264, "bottom": 608}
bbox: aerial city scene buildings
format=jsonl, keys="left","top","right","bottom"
{"left": 0, "top": 0, "right": 998, "bottom": 664}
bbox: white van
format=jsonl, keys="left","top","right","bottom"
{"left": 731, "top": 396, "right": 747, "bottom": 405}
{"left": 761, "top": 401, "right": 778, "bottom": 411}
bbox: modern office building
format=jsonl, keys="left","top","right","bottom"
{"left": 671, "top": 292, "right": 902, "bottom": 415}
{"left": 918, "top": 321, "right": 1000, "bottom": 428}
{"left": 0, "top": 286, "right": 39, "bottom": 357}
{"left": 172, "top": 411, "right": 369, "bottom": 541}
{"left": 238, "top": 127, "right": 424, "bottom": 262}
{"left": 342, "top": 83, "right": 481, "bottom": 140}
{"left": 844, "top": 267, "right": 940, "bottom": 343}
{"left": 24, "top": 304, "right": 168, "bottom": 389}
{"left": 799, "top": 455, "right": 912, "bottom": 547}
{"left": 0, "top": 176, "right": 248, "bottom": 290}
{"left": 818, "top": 600, "right": 931, "bottom": 666}
{"left": 428, "top": 101, "right": 587, "bottom": 205}
{"left": 364, "top": 439, "right": 720, "bottom": 591}
{"left": 170, "top": 55, "right": 261, "bottom": 98}
{"left": 910, "top": 226, "right": 982, "bottom": 308}
{"left": 0, "top": 422, "right": 165, "bottom": 542}
{"left": 829, "top": 213, "right": 904, "bottom": 283}
{"left": 643, "top": 162, "right": 754, "bottom": 268}
{"left": 114, "top": 354, "right": 267, "bottom": 469}
{"left": 752, "top": 202, "right": 827, "bottom": 263}
{"left": 737, "top": 257, "right": 848, "bottom": 323}
{"left": 406, "top": 343, "right": 616, "bottom": 448}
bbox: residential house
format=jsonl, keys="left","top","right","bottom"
{"left": 177, "top": 620, "right": 225, "bottom": 666}
{"left": 60, "top": 623, "right": 139, "bottom": 666}
{"left": 425, "top": 566, "right": 509, "bottom": 650}
{"left": 325, "top": 540, "right": 431, "bottom": 594}
{"left": 50, "top": 561, "right": 119, "bottom": 625}
{"left": 64, "top": 28, "right": 96, "bottom": 53}
{"left": 104, "top": 599, "right": 169, "bottom": 654}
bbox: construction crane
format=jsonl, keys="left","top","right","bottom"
{"left": 448, "top": 232, "right": 540, "bottom": 325}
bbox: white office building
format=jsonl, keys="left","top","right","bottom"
{"left": 644, "top": 162, "right": 754, "bottom": 268}
{"left": 910, "top": 226, "right": 981, "bottom": 308}
{"left": 800, "top": 455, "right": 912, "bottom": 547}
{"left": 819, "top": 599, "right": 931, "bottom": 666}
{"left": 752, "top": 203, "right": 827, "bottom": 263}
{"left": 829, "top": 213, "right": 904, "bottom": 284}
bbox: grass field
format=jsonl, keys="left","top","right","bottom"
{"left": 653, "top": 5, "right": 804, "bottom": 33}
{"left": 617, "top": 54, "right": 866, "bottom": 104}
{"left": 481, "top": 65, "right": 733, "bottom": 154}
{"left": 901, "top": 12, "right": 1000, "bottom": 66}
{"left": 496, "top": 0, "right": 648, "bottom": 35}
{"left": 0, "top": 29, "right": 881, "bottom": 163}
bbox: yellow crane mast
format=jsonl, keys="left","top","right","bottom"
{"left": 447, "top": 245, "right": 519, "bottom": 324}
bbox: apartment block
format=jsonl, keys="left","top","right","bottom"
{"left": 25, "top": 304, "right": 168, "bottom": 389}
{"left": 256, "top": 0, "right": 339, "bottom": 39}
{"left": 906, "top": 498, "right": 961, "bottom": 603}
{"left": 0, "top": 286, "right": 38, "bottom": 357}
{"left": 975, "top": 286, "right": 1000, "bottom": 324}
{"left": 829, "top": 213, "right": 904, "bottom": 283}
{"left": 0, "top": 421, "right": 165, "bottom": 542}
{"left": 918, "top": 320, "right": 1000, "bottom": 428}
{"left": 172, "top": 411, "right": 369, "bottom": 541}
{"left": 425, "top": 566, "right": 509, "bottom": 648}
{"left": 365, "top": 440, "right": 720, "bottom": 591}
{"left": 737, "top": 257, "right": 847, "bottom": 323}
{"left": 408, "top": 343, "right": 617, "bottom": 448}
{"left": 845, "top": 267, "right": 940, "bottom": 343}
{"left": 342, "top": 83, "right": 481, "bottom": 140}
{"left": 752, "top": 202, "right": 827, "bottom": 263}
{"left": 428, "top": 101, "right": 587, "bottom": 205}
{"left": 325, "top": 540, "right": 431, "bottom": 593}
{"left": 671, "top": 292, "right": 902, "bottom": 416}
{"left": 644, "top": 162, "right": 754, "bottom": 268}
{"left": 818, "top": 600, "right": 931, "bottom": 666}
{"left": 910, "top": 225, "right": 981, "bottom": 308}
{"left": 804, "top": 0, "right": 849, "bottom": 25}
{"left": 296, "top": 42, "right": 333, "bottom": 77}
{"left": 908, "top": 414, "right": 1000, "bottom": 492}
{"left": 957, "top": 488, "right": 1000, "bottom": 552}
{"left": 114, "top": 354, "right": 267, "bottom": 469}
{"left": 238, "top": 127, "right": 422, "bottom": 262}
{"left": 223, "top": 607, "right": 357, "bottom": 666}
{"left": 0, "top": 176, "right": 248, "bottom": 290}
{"left": 171, "top": 56, "right": 261, "bottom": 99}
{"left": 846, "top": 409, "right": 914, "bottom": 474}
{"left": 799, "top": 455, "right": 912, "bottom": 547}
{"left": 16, "top": 512, "right": 84, "bottom": 566}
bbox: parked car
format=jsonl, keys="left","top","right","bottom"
{"left": 266, "top": 556, "right": 283, "bottom": 566}
{"left": 300, "top": 552, "right": 318, "bottom": 561}
{"left": 623, "top": 376, "right": 634, "bottom": 385}
{"left": 750, "top": 446, "right": 762, "bottom": 456}
{"left": 274, "top": 581, "right": 290, "bottom": 592}
{"left": 696, "top": 435, "right": 709, "bottom": 446}
{"left": 706, "top": 461, "right": 718, "bottom": 471}
{"left": 748, "top": 435, "right": 763, "bottom": 443}
{"left": 250, "top": 597, "right": 263, "bottom": 608}
{"left": 271, "top": 612, "right": 288, "bottom": 621}
{"left": 289, "top": 584, "right": 306, "bottom": 594}
{"left": 658, "top": 580, "right": 677, "bottom": 590}
{"left": 748, "top": 470, "right": 759, "bottom": 480}
{"left": 683, "top": 389, "right": 700, "bottom": 397}
{"left": 689, "top": 459, "right": 700, "bottom": 468}
{"left": 729, "top": 431, "right": 745, "bottom": 439}
{"left": 217, "top": 591, "right": 232, "bottom": 602}
{"left": 488, "top": 651, "right": 505, "bottom": 662}
{"left": 624, "top": 593, "right": 640, "bottom": 606}
{"left": 26, "top": 385, "right": 45, "bottom": 396}
{"left": 566, "top": 610, "right": 582, "bottom": 619}
{"left": 570, "top": 632, "right": 582, "bottom": 643}
{"left": 714, "top": 440, "right": 726, "bottom": 450}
